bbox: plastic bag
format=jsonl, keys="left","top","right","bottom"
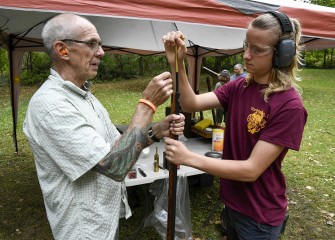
{"left": 144, "top": 173, "right": 192, "bottom": 240}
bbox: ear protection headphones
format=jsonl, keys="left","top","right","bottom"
{"left": 268, "top": 11, "right": 296, "bottom": 68}
{"left": 60, "top": 49, "right": 67, "bottom": 56}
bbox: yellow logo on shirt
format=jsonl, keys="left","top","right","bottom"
{"left": 247, "top": 107, "right": 267, "bottom": 134}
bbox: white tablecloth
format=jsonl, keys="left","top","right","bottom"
{"left": 125, "top": 138, "right": 212, "bottom": 187}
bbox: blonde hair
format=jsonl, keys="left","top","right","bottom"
{"left": 246, "top": 13, "right": 304, "bottom": 101}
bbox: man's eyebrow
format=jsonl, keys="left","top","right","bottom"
{"left": 84, "top": 37, "right": 101, "bottom": 42}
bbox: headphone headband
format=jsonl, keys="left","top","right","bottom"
{"left": 268, "top": 11, "right": 293, "bottom": 33}
{"left": 267, "top": 11, "right": 296, "bottom": 68}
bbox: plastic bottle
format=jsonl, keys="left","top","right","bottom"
{"left": 212, "top": 127, "right": 224, "bottom": 152}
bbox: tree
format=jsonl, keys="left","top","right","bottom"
{"left": 0, "top": 48, "right": 8, "bottom": 85}
{"left": 20, "top": 52, "right": 50, "bottom": 85}
{"left": 310, "top": 0, "right": 335, "bottom": 7}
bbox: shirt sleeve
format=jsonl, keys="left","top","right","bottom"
{"left": 213, "top": 79, "right": 240, "bottom": 109}
{"left": 260, "top": 108, "right": 307, "bottom": 151}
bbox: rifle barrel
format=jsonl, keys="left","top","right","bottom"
{"left": 166, "top": 47, "right": 180, "bottom": 240}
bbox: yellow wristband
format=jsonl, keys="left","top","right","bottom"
{"left": 138, "top": 99, "right": 157, "bottom": 113}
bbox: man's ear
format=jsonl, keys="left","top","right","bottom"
{"left": 55, "top": 42, "right": 68, "bottom": 57}
{"left": 60, "top": 48, "right": 67, "bottom": 56}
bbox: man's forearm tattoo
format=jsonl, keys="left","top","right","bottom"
{"left": 94, "top": 126, "right": 148, "bottom": 182}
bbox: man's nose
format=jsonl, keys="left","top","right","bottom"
{"left": 95, "top": 46, "right": 105, "bottom": 57}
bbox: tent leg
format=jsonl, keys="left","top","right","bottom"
{"left": 8, "top": 36, "right": 18, "bottom": 153}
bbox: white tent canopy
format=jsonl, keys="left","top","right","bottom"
{"left": 0, "top": 0, "right": 334, "bottom": 151}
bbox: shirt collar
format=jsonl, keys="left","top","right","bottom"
{"left": 49, "top": 68, "right": 88, "bottom": 98}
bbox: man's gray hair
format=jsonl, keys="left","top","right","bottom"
{"left": 234, "top": 63, "right": 244, "bottom": 70}
{"left": 41, "top": 13, "right": 90, "bottom": 58}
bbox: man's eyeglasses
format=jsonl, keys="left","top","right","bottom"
{"left": 243, "top": 41, "right": 275, "bottom": 56}
{"left": 61, "top": 39, "right": 102, "bottom": 51}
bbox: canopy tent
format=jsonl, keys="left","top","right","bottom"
{"left": 0, "top": 0, "right": 335, "bottom": 152}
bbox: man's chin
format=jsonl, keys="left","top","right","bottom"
{"left": 89, "top": 70, "right": 98, "bottom": 78}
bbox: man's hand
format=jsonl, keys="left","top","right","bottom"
{"left": 152, "top": 113, "right": 185, "bottom": 139}
{"left": 141, "top": 72, "right": 173, "bottom": 107}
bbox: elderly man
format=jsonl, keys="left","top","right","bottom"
{"left": 230, "top": 63, "right": 247, "bottom": 81}
{"left": 23, "top": 13, "right": 184, "bottom": 240}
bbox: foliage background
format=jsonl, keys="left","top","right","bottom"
{"left": 0, "top": 47, "right": 334, "bottom": 87}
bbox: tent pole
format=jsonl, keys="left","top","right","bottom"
{"left": 8, "top": 36, "right": 18, "bottom": 153}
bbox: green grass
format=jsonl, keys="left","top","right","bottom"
{"left": 0, "top": 69, "right": 334, "bottom": 239}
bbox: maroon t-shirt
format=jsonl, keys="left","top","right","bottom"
{"left": 214, "top": 77, "right": 307, "bottom": 226}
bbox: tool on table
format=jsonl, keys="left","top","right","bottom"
{"left": 138, "top": 167, "right": 147, "bottom": 177}
{"left": 154, "top": 147, "right": 159, "bottom": 172}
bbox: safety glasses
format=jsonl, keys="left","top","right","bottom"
{"left": 243, "top": 41, "right": 275, "bottom": 56}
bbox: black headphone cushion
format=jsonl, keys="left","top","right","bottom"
{"left": 273, "top": 39, "right": 296, "bottom": 68}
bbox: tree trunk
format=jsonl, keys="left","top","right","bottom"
{"left": 214, "top": 56, "right": 224, "bottom": 73}
{"left": 323, "top": 49, "right": 327, "bottom": 68}
{"left": 138, "top": 56, "right": 144, "bottom": 76}
{"left": 330, "top": 49, "right": 334, "bottom": 68}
